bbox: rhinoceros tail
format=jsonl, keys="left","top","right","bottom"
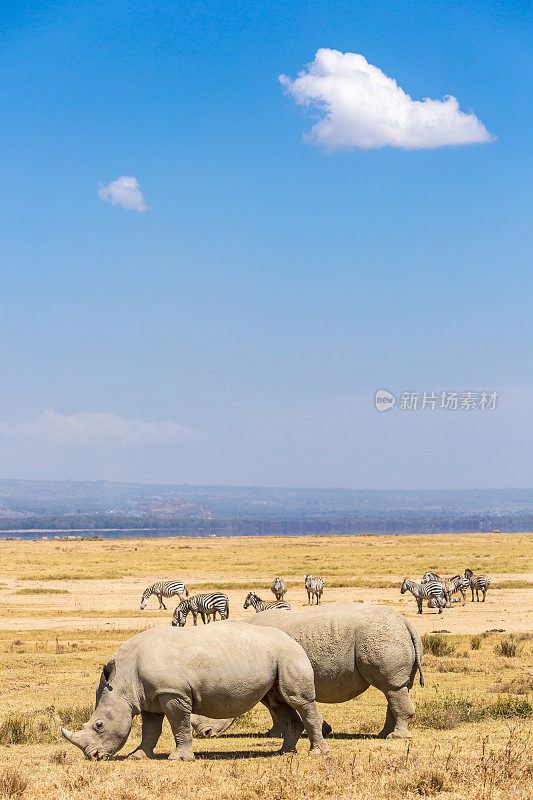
{"left": 405, "top": 618, "right": 424, "bottom": 687}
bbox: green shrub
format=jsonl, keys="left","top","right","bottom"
{"left": 416, "top": 694, "right": 532, "bottom": 730}
{"left": 422, "top": 634, "right": 455, "bottom": 657}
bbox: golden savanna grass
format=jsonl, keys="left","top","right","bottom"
{"left": 0, "top": 532, "right": 532, "bottom": 799}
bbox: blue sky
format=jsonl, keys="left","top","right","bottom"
{"left": 0, "top": 1, "right": 531, "bottom": 488}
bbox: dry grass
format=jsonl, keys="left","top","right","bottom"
{"left": 0, "top": 532, "right": 532, "bottom": 799}
{"left": 14, "top": 588, "right": 69, "bottom": 596}
{"left": 0, "top": 531, "right": 530, "bottom": 583}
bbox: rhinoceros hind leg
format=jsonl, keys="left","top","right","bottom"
{"left": 377, "top": 706, "right": 395, "bottom": 739}
{"left": 384, "top": 687, "right": 414, "bottom": 739}
{"left": 129, "top": 711, "right": 164, "bottom": 759}
{"left": 295, "top": 701, "right": 329, "bottom": 755}
{"left": 262, "top": 694, "right": 303, "bottom": 753}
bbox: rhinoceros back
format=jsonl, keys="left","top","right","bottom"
{"left": 247, "top": 601, "right": 420, "bottom": 702}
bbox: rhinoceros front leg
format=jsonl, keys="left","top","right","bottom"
{"left": 160, "top": 694, "right": 195, "bottom": 761}
{"left": 129, "top": 711, "right": 164, "bottom": 759}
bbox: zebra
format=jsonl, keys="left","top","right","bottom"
{"left": 427, "top": 595, "right": 447, "bottom": 611}
{"left": 421, "top": 572, "right": 467, "bottom": 607}
{"left": 421, "top": 571, "right": 441, "bottom": 583}
{"left": 447, "top": 574, "right": 470, "bottom": 606}
{"left": 304, "top": 574, "right": 324, "bottom": 605}
{"left": 244, "top": 591, "right": 291, "bottom": 613}
{"left": 464, "top": 569, "right": 491, "bottom": 602}
{"left": 270, "top": 577, "right": 287, "bottom": 601}
{"left": 140, "top": 580, "right": 189, "bottom": 610}
{"left": 400, "top": 578, "right": 446, "bottom": 614}
{"left": 172, "top": 592, "right": 229, "bottom": 627}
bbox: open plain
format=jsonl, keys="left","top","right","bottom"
{"left": 0, "top": 532, "right": 532, "bottom": 800}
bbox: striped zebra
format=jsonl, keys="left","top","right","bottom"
{"left": 140, "top": 580, "right": 189, "bottom": 610}
{"left": 172, "top": 592, "right": 229, "bottom": 627}
{"left": 447, "top": 574, "right": 470, "bottom": 606}
{"left": 422, "top": 572, "right": 468, "bottom": 607}
{"left": 421, "top": 571, "right": 441, "bottom": 583}
{"left": 270, "top": 577, "right": 287, "bottom": 601}
{"left": 244, "top": 591, "right": 290, "bottom": 613}
{"left": 427, "top": 595, "right": 447, "bottom": 611}
{"left": 400, "top": 578, "right": 446, "bottom": 614}
{"left": 304, "top": 574, "right": 324, "bottom": 605}
{"left": 464, "top": 569, "right": 491, "bottom": 602}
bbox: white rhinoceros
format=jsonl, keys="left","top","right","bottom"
{"left": 62, "top": 621, "right": 329, "bottom": 761}
{"left": 191, "top": 601, "right": 424, "bottom": 740}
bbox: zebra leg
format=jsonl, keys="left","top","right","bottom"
{"left": 160, "top": 694, "right": 195, "bottom": 762}
{"left": 383, "top": 687, "right": 415, "bottom": 739}
{"left": 191, "top": 610, "right": 198, "bottom": 626}
{"left": 417, "top": 598, "right": 423, "bottom": 614}
{"left": 128, "top": 711, "right": 164, "bottom": 759}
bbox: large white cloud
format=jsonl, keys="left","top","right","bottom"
{"left": 0, "top": 410, "right": 199, "bottom": 446}
{"left": 97, "top": 175, "right": 147, "bottom": 211}
{"left": 279, "top": 49, "right": 493, "bottom": 151}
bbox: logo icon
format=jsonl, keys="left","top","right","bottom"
{"left": 375, "top": 389, "right": 396, "bottom": 412}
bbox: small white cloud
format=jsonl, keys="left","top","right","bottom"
{"left": 97, "top": 175, "right": 148, "bottom": 211}
{"left": 280, "top": 49, "right": 494, "bottom": 151}
{"left": 0, "top": 410, "right": 199, "bottom": 446}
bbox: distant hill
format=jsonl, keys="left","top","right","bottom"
{"left": 0, "top": 480, "right": 532, "bottom": 533}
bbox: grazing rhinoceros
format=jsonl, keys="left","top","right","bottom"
{"left": 191, "top": 601, "right": 423, "bottom": 740}
{"left": 61, "top": 621, "right": 329, "bottom": 761}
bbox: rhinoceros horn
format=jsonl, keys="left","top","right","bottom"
{"left": 61, "top": 728, "right": 86, "bottom": 750}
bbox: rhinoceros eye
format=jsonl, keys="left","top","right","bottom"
{"left": 94, "top": 721, "right": 104, "bottom": 732}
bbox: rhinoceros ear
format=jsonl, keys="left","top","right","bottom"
{"left": 102, "top": 660, "right": 116, "bottom": 685}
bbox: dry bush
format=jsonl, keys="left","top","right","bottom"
{"left": 492, "top": 675, "right": 533, "bottom": 695}
{"left": 470, "top": 634, "right": 481, "bottom": 649}
{"left": 432, "top": 659, "right": 474, "bottom": 673}
{"left": 399, "top": 768, "right": 448, "bottom": 796}
{"left": 0, "top": 768, "right": 28, "bottom": 799}
{"left": 49, "top": 749, "right": 68, "bottom": 764}
{"left": 422, "top": 633, "right": 455, "bottom": 657}
{"left": 495, "top": 636, "right": 522, "bottom": 658}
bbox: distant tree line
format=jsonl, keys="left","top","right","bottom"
{"left": 0, "top": 513, "right": 532, "bottom": 534}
